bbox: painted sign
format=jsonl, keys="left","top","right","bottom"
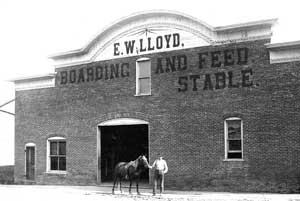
{"left": 60, "top": 63, "right": 130, "bottom": 84}
{"left": 94, "top": 27, "right": 209, "bottom": 61}
{"left": 154, "top": 48, "right": 252, "bottom": 91}
{"left": 113, "top": 33, "right": 182, "bottom": 56}
{"left": 58, "top": 47, "right": 253, "bottom": 93}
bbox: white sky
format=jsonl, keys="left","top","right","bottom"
{"left": 0, "top": 0, "right": 300, "bottom": 165}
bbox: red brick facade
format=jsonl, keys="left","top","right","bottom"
{"left": 14, "top": 37, "right": 300, "bottom": 192}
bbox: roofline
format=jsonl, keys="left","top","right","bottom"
{"left": 49, "top": 49, "right": 86, "bottom": 60}
{"left": 266, "top": 40, "right": 300, "bottom": 50}
{"left": 9, "top": 73, "right": 56, "bottom": 82}
{"left": 214, "top": 18, "right": 277, "bottom": 31}
{"left": 49, "top": 10, "right": 213, "bottom": 60}
{"left": 48, "top": 10, "right": 277, "bottom": 60}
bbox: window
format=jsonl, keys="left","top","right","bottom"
{"left": 136, "top": 58, "right": 151, "bottom": 95}
{"left": 47, "top": 137, "right": 66, "bottom": 172}
{"left": 224, "top": 117, "right": 243, "bottom": 160}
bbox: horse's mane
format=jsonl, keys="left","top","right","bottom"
{"left": 125, "top": 159, "right": 138, "bottom": 169}
{"left": 125, "top": 155, "right": 143, "bottom": 170}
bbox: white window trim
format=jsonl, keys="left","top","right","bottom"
{"left": 135, "top": 58, "right": 151, "bottom": 96}
{"left": 99, "top": 118, "right": 149, "bottom": 126}
{"left": 25, "top": 142, "right": 36, "bottom": 147}
{"left": 46, "top": 137, "right": 67, "bottom": 174}
{"left": 224, "top": 117, "right": 244, "bottom": 161}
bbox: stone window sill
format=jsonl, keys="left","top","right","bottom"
{"left": 223, "top": 159, "right": 244, "bottom": 162}
{"left": 134, "top": 93, "right": 152, "bottom": 97}
{"left": 45, "top": 171, "right": 67, "bottom": 175}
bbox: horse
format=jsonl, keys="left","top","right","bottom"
{"left": 112, "top": 155, "right": 151, "bottom": 194}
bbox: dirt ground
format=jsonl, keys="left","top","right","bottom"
{"left": 0, "top": 185, "right": 299, "bottom": 201}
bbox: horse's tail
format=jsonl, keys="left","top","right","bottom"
{"left": 112, "top": 169, "right": 116, "bottom": 181}
{"left": 112, "top": 162, "right": 123, "bottom": 193}
{"left": 112, "top": 162, "right": 120, "bottom": 180}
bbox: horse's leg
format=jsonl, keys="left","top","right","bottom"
{"left": 119, "top": 177, "right": 123, "bottom": 193}
{"left": 112, "top": 176, "right": 117, "bottom": 194}
{"left": 128, "top": 178, "right": 132, "bottom": 194}
{"left": 136, "top": 176, "right": 141, "bottom": 195}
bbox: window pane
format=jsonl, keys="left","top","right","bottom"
{"left": 227, "top": 120, "right": 241, "bottom": 139}
{"left": 59, "top": 157, "right": 66, "bottom": 171}
{"left": 228, "top": 152, "right": 242, "bottom": 159}
{"left": 59, "top": 142, "right": 66, "bottom": 155}
{"left": 137, "top": 60, "right": 150, "bottom": 77}
{"left": 50, "top": 156, "right": 58, "bottom": 170}
{"left": 139, "top": 78, "right": 150, "bottom": 94}
{"left": 229, "top": 140, "right": 241, "bottom": 150}
{"left": 50, "top": 142, "right": 58, "bottom": 155}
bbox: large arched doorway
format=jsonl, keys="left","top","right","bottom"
{"left": 98, "top": 118, "right": 149, "bottom": 183}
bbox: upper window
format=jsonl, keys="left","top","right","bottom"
{"left": 224, "top": 117, "right": 243, "bottom": 160}
{"left": 136, "top": 58, "right": 151, "bottom": 95}
{"left": 47, "top": 137, "right": 66, "bottom": 172}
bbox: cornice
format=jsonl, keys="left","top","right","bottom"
{"left": 267, "top": 40, "right": 300, "bottom": 64}
{"left": 10, "top": 73, "right": 56, "bottom": 82}
{"left": 10, "top": 73, "right": 56, "bottom": 91}
{"left": 214, "top": 18, "right": 277, "bottom": 31}
{"left": 266, "top": 40, "right": 300, "bottom": 50}
{"left": 270, "top": 56, "right": 300, "bottom": 64}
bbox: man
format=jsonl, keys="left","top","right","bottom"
{"left": 150, "top": 153, "right": 168, "bottom": 196}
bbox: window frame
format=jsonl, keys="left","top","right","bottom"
{"left": 224, "top": 117, "right": 244, "bottom": 161}
{"left": 46, "top": 137, "right": 67, "bottom": 174}
{"left": 135, "top": 58, "right": 151, "bottom": 96}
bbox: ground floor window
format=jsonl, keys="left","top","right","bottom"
{"left": 224, "top": 117, "right": 243, "bottom": 160}
{"left": 47, "top": 137, "right": 66, "bottom": 172}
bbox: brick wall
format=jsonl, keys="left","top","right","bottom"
{"left": 14, "top": 39, "right": 300, "bottom": 192}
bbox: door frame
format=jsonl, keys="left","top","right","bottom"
{"left": 25, "top": 143, "right": 36, "bottom": 180}
{"left": 97, "top": 118, "right": 149, "bottom": 184}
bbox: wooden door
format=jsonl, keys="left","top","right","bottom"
{"left": 25, "top": 146, "right": 35, "bottom": 180}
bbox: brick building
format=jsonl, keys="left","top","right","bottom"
{"left": 12, "top": 11, "right": 300, "bottom": 192}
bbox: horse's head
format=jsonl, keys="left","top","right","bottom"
{"left": 138, "top": 155, "right": 151, "bottom": 169}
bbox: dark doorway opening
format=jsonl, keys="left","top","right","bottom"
{"left": 25, "top": 146, "right": 35, "bottom": 180}
{"left": 100, "top": 124, "right": 149, "bottom": 182}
